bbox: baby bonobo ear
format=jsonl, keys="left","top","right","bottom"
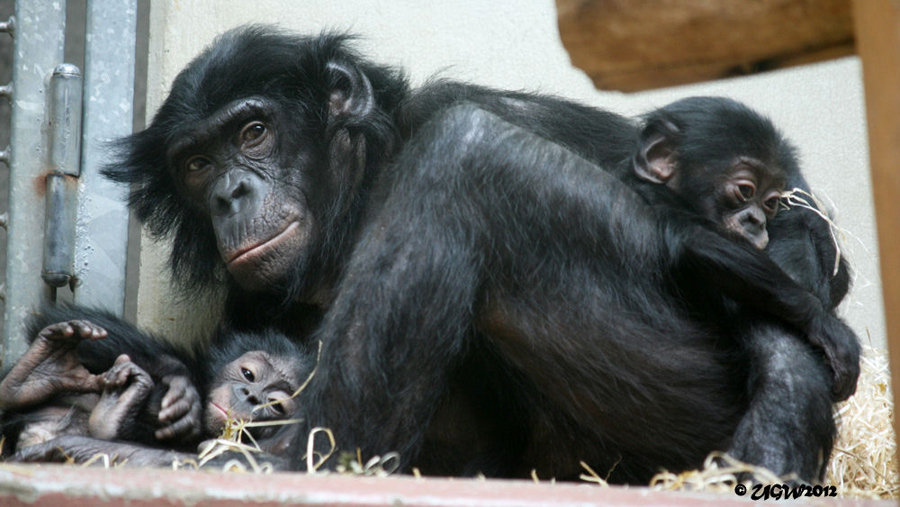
{"left": 326, "top": 60, "right": 374, "bottom": 120}
{"left": 634, "top": 119, "right": 680, "bottom": 184}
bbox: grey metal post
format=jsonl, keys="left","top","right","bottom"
{"left": 43, "top": 65, "right": 83, "bottom": 290}
{"left": 3, "top": 2, "right": 67, "bottom": 369}
{"left": 73, "top": 0, "right": 137, "bottom": 315}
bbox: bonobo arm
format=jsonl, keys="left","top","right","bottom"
{"left": 673, "top": 225, "right": 860, "bottom": 401}
{"left": 12, "top": 435, "right": 195, "bottom": 467}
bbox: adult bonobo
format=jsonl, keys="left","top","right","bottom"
{"left": 45, "top": 26, "right": 856, "bottom": 482}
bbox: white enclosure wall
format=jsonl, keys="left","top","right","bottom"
{"left": 136, "top": 0, "right": 884, "bottom": 349}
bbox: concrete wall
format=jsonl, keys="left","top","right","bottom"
{"left": 137, "top": 0, "right": 885, "bottom": 349}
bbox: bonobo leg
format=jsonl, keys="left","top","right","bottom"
{"left": 727, "top": 320, "right": 835, "bottom": 481}
{"left": 89, "top": 354, "right": 155, "bottom": 441}
{"left": 0, "top": 320, "right": 107, "bottom": 409}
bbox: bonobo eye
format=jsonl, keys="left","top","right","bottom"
{"left": 763, "top": 193, "right": 782, "bottom": 216}
{"left": 239, "top": 121, "right": 268, "bottom": 148}
{"left": 185, "top": 156, "right": 212, "bottom": 173}
{"left": 738, "top": 184, "right": 754, "bottom": 200}
{"left": 241, "top": 367, "right": 255, "bottom": 382}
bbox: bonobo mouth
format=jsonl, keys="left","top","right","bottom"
{"left": 210, "top": 402, "right": 230, "bottom": 419}
{"left": 225, "top": 221, "right": 302, "bottom": 267}
{"left": 221, "top": 217, "right": 309, "bottom": 291}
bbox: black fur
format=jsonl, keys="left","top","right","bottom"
{"left": 83, "top": 26, "right": 858, "bottom": 482}
{"left": 0, "top": 305, "right": 203, "bottom": 454}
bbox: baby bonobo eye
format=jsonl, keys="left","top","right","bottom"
{"left": 241, "top": 367, "right": 255, "bottom": 382}
{"left": 738, "top": 183, "right": 754, "bottom": 200}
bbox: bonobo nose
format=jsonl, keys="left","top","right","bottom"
{"left": 234, "top": 384, "right": 262, "bottom": 406}
{"left": 737, "top": 208, "right": 768, "bottom": 249}
{"left": 210, "top": 170, "right": 265, "bottom": 217}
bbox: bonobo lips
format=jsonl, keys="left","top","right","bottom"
{"left": 226, "top": 221, "right": 302, "bottom": 267}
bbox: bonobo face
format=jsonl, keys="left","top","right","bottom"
{"left": 204, "top": 350, "right": 301, "bottom": 438}
{"left": 635, "top": 97, "right": 794, "bottom": 251}
{"left": 707, "top": 158, "right": 785, "bottom": 249}
{"left": 168, "top": 97, "right": 312, "bottom": 290}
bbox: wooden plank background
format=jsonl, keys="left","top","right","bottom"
{"left": 557, "top": 0, "right": 854, "bottom": 91}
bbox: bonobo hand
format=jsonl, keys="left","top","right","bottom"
{"left": 155, "top": 374, "right": 203, "bottom": 443}
{"left": 808, "top": 313, "right": 861, "bottom": 401}
{"left": 0, "top": 320, "right": 107, "bottom": 409}
{"left": 89, "top": 354, "right": 155, "bottom": 440}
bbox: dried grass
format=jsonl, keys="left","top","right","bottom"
{"left": 827, "top": 346, "right": 898, "bottom": 498}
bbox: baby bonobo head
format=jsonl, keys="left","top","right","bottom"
{"left": 204, "top": 329, "right": 313, "bottom": 441}
{"left": 634, "top": 96, "right": 794, "bottom": 250}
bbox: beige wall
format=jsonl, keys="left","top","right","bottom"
{"left": 138, "top": 0, "right": 884, "bottom": 349}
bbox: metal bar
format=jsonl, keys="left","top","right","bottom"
{"left": 3, "top": 1, "right": 67, "bottom": 369}
{"left": 72, "top": 0, "right": 137, "bottom": 315}
{"left": 49, "top": 64, "right": 82, "bottom": 178}
{"left": 42, "top": 64, "right": 84, "bottom": 290}
{"left": 42, "top": 174, "right": 78, "bottom": 288}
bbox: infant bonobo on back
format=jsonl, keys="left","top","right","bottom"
{"left": 628, "top": 97, "right": 857, "bottom": 397}
{"left": 5, "top": 312, "right": 314, "bottom": 467}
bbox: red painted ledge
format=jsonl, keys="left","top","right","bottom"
{"left": 0, "top": 464, "right": 891, "bottom": 506}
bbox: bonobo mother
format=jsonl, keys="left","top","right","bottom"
{"left": 22, "top": 26, "right": 858, "bottom": 483}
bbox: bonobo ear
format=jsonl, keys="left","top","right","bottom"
{"left": 326, "top": 61, "right": 375, "bottom": 120}
{"left": 634, "top": 120, "right": 679, "bottom": 184}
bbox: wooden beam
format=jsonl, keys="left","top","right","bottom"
{"left": 557, "top": 0, "right": 854, "bottom": 92}
{"left": 852, "top": 0, "right": 900, "bottom": 460}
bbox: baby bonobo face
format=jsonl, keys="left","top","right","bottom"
{"left": 204, "top": 350, "right": 301, "bottom": 438}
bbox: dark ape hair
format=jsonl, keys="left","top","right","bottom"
{"left": 103, "top": 25, "right": 410, "bottom": 295}
{"left": 204, "top": 327, "right": 309, "bottom": 385}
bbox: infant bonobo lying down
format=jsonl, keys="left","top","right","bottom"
{"left": 0, "top": 307, "right": 313, "bottom": 467}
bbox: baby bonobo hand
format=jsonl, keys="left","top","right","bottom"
{"left": 89, "top": 354, "right": 155, "bottom": 440}
{"left": 0, "top": 320, "right": 107, "bottom": 409}
{"left": 155, "top": 374, "right": 203, "bottom": 443}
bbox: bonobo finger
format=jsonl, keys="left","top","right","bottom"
{"left": 69, "top": 320, "right": 108, "bottom": 341}
{"left": 160, "top": 379, "right": 187, "bottom": 410}
{"left": 40, "top": 322, "right": 74, "bottom": 339}
{"left": 159, "top": 398, "right": 191, "bottom": 422}
{"left": 160, "top": 375, "right": 200, "bottom": 420}
{"left": 155, "top": 414, "right": 201, "bottom": 442}
{"left": 103, "top": 355, "right": 134, "bottom": 387}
